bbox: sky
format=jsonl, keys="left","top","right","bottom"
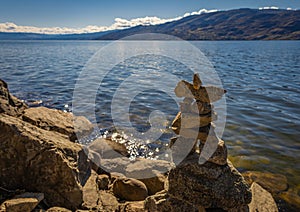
{"left": 0, "top": 0, "right": 299, "bottom": 34}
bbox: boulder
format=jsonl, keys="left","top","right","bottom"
{"left": 139, "top": 173, "right": 167, "bottom": 195}
{"left": 22, "top": 107, "right": 94, "bottom": 142}
{"left": 0, "top": 192, "right": 44, "bottom": 212}
{"left": 248, "top": 182, "right": 278, "bottom": 212}
{"left": 168, "top": 153, "right": 252, "bottom": 210}
{"left": 112, "top": 178, "right": 148, "bottom": 201}
{"left": 88, "top": 137, "right": 129, "bottom": 159}
{"left": 0, "top": 113, "right": 90, "bottom": 210}
{"left": 0, "top": 79, "right": 27, "bottom": 117}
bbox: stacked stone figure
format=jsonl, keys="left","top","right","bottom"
{"left": 159, "top": 74, "right": 252, "bottom": 210}
{"left": 170, "top": 73, "right": 228, "bottom": 165}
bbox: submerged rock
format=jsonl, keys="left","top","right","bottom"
{"left": 242, "top": 171, "right": 288, "bottom": 195}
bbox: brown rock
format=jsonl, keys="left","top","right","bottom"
{"left": 0, "top": 78, "right": 28, "bottom": 117}
{"left": 119, "top": 201, "right": 145, "bottom": 212}
{"left": 172, "top": 124, "right": 212, "bottom": 141}
{"left": 0, "top": 113, "right": 90, "bottom": 210}
{"left": 112, "top": 178, "right": 148, "bottom": 201}
{"left": 180, "top": 100, "right": 212, "bottom": 115}
{"left": 168, "top": 153, "right": 252, "bottom": 210}
{"left": 0, "top": 192, "right": 44, "bottom": 212}
{"left": 193, "top": 73, "right": 202, "bottom": 89}
{"left": 174, "top": 80, "right": 226, "bottom": 103}
{"left": 171, "top": 111, "right": 216, "bottom": 129}
{"left": 98, "top": 191, "right": 119, "bottom": 212}
{"left": 242, "top": 171, "right": 288, "bottom": 195}
{"left": 144, "top": 190, "right": 205, "bottom": 212}
{"left": 22, "top": 107, "right": 93, "bottom": 142}
{"left": 169, "top": 136, "right": 198, "bottom": 161}
{"left": 47, "top": 207, "right": 72, "bottom": 212}
{"left": 88, "top": 137, "right": 129, "bottom": 159}
{"left": 139, "top": 173, "right": 167, "bottom": 195}
{"left": 100, "top": 157, "right": 131, "bottom": 174}
{"left": 248, "top": 182, "right": 278, "bottom": 212}
{"left": 125, "top": 158, "right": 174, "bottom": 179}
{"left": 82, "top": 171, "right": 99, "bottom": 210}
{"left": 97, "top": 174, "right": 110, "bottom": 190}
{"left": 198, "top": 138, "right": 228, "bottom": 165}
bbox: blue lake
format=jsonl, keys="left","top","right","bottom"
{"left": 0, "top": 40, "right": 299, "bottom": 199}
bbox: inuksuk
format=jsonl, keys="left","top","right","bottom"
{"left": 145, "top": 74, "right": 252, "bottom": 211}
{"left": 170, "top": 73, "right": 228, "bottom": 165}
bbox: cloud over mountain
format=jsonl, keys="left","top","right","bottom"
{"left": 0, "top": 9, "right": 217, "bottom": 34}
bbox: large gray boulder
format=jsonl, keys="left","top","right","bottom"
{"left": 168, "top": 153, "right": 252, "bottom": 210}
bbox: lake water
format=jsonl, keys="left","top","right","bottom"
{"left": 0, "top": 40, "right": 299, "bottom": 207}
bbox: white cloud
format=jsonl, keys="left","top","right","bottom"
{"left": 259, "top": 6, "right": 279, "bottom": 10}
{"left": 0, "top": 8, "right": 218, "bottom": 34}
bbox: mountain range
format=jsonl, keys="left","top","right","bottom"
{"left": 1, "top": 8, "right": 299, "bottom": 40}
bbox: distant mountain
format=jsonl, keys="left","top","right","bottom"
{"left": 97, "top": 9, "right": 300, "bottom": 40}
{"left": 1, "top": 9, "right": 299, "bottom": 41}
{"left": 0, "top": 30, "right": 117, "bottom": 40}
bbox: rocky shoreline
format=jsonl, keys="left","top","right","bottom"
{"left": 0, "top": 78, "right": 279, "bottom": 212}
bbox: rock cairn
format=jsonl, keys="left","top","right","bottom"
{"left": 171, "top": 73, "right": 227, "bottom": 165}
{"left": 150, "top": 74, "right": 253, "bottom": 211}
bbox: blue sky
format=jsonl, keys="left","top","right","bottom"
{"left": 1, "top": 0, "right": 299, "bottom": 27}
{"left": 0, "top": 0, "right": 299, "bottom": 34}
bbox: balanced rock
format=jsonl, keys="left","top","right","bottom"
{"left": 172, "top": 111, "right": 216, "bottom": 129}
{"left": 0, "top": 79, "right": 28, "bottom": 117}
{"left": 168, "top": 153, "right": 252, "bottom": 210}
{"left": 112, "top": 178, "right": 148, "bottom": 201}
{"left": 174, "top": 78, "right": 226, "bottom": 103}
{"left": 198, "top": 138, "right": 228, "bottom": 165}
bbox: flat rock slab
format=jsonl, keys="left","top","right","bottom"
{"left": 22, "top": 107, "right": 93, "bottom": 142}
{"left": 0, "top": 192, "right": 44, "bottom": 212}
